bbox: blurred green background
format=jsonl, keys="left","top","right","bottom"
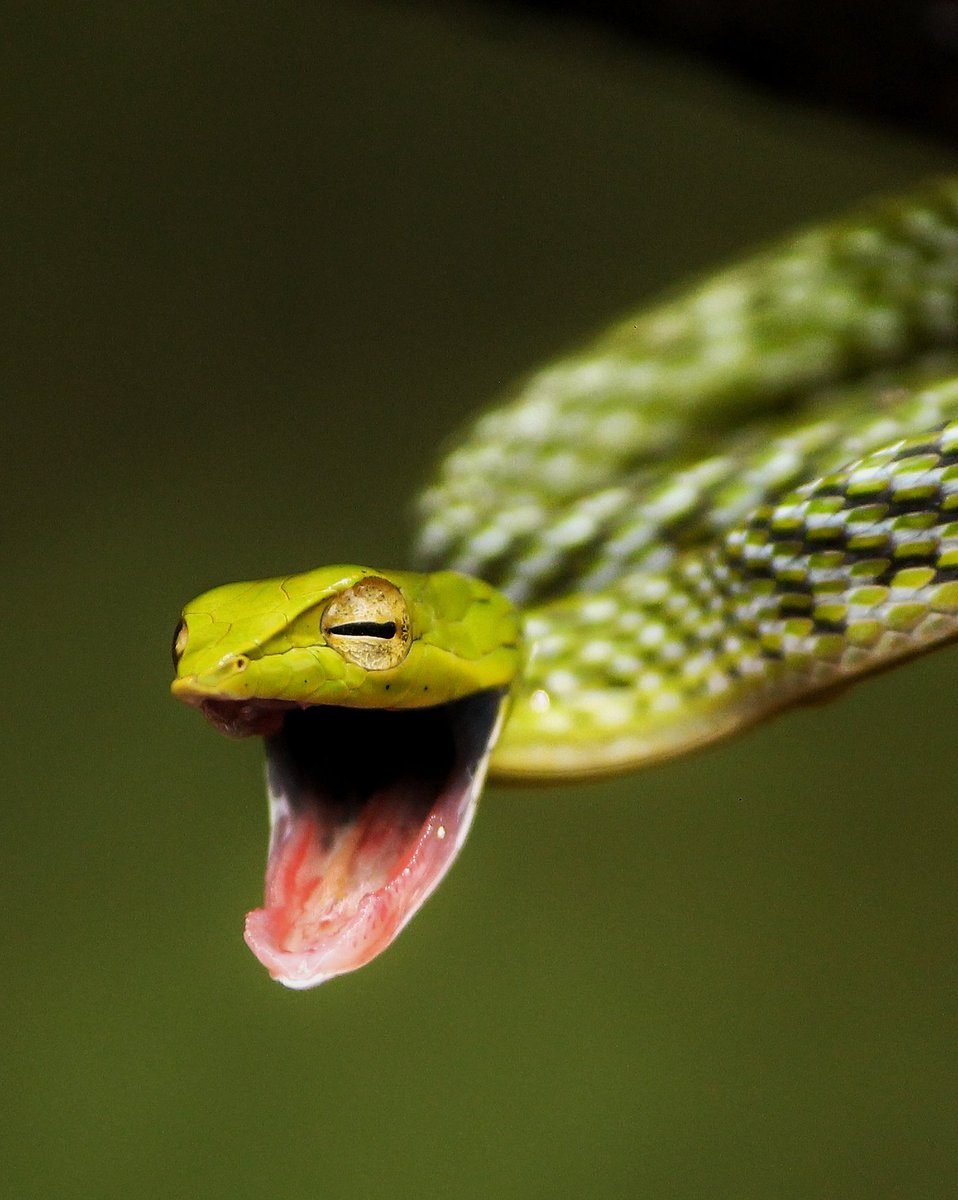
{"left": 3, "top": 3, "right": 957, "bottom": 1197}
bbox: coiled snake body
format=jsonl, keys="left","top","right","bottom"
{"left": 173, "top": 179, "right": 958, "bottom": 987}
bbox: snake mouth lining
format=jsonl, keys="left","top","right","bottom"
{"left": 241, "top": 689, "right": 507, "bottom": 988}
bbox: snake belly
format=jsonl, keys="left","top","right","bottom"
{"left": 414, "top": 177, "right": 958, "bottom": 780}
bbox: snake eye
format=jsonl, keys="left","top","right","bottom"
{"left": 172, "top": 619, "right": 189, "bottom": 669}
{"left": 321, "top": 577, "right": 412, "bottom": 670}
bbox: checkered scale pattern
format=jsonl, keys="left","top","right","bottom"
{"left": 412, "top": 179, "right": 958, "bottom": 777}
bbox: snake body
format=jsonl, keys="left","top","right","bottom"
{"left": 416, "top": 177, "right": 958, "bottom": 778}
{"left": 173, "top": 178, "right": 958, "bottom": 986}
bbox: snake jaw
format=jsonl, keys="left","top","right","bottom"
{"left": 242, "top": 690, "right": 507, "bottom": 989}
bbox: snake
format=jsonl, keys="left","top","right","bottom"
{"left": 172, "top": 177, "right": 958, "bottom": 989}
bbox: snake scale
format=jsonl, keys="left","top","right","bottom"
{"left": 173, "top": 177, "right": 958, "bottom": 987}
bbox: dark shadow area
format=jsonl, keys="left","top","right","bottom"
{"left": 435, "top": 0, "right": 958, "bottom": 145}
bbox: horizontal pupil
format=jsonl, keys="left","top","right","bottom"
{"left": 328, "top": 621, "right": 397, "bottom": 639}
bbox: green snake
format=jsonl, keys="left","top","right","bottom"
{"left": 172, "top": 177, "right": 958, "bottom": 989}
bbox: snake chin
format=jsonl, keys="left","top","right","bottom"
{"left": 242, "top": 689, "right": 507, "bottom": 989}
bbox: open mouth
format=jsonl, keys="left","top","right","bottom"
{"left": 233, "top": 690, "right": 507, "bottom": 989}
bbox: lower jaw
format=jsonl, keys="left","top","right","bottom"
{"left": 241, "top": 689, "right": 509, "bottom": 988}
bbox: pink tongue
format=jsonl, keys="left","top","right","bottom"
{"left": 243, "top": 782, "right": 472, "bottom": 989}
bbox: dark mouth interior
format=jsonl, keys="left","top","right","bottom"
{"left": 266, "top": 702, "right": 459, "bottom": 836}
{"left": 263, "top": 689, "right": 506, "bottom": 896}
{"left": 243, "top": 688, "right": 507, "bottom": 983}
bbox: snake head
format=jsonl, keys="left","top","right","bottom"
{"left": 172, "top": 565, "right": 519, "bottom": 988}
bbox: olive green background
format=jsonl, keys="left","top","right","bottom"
{"left": 3, "top": 3, "right": 957, "bottom": 1197}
